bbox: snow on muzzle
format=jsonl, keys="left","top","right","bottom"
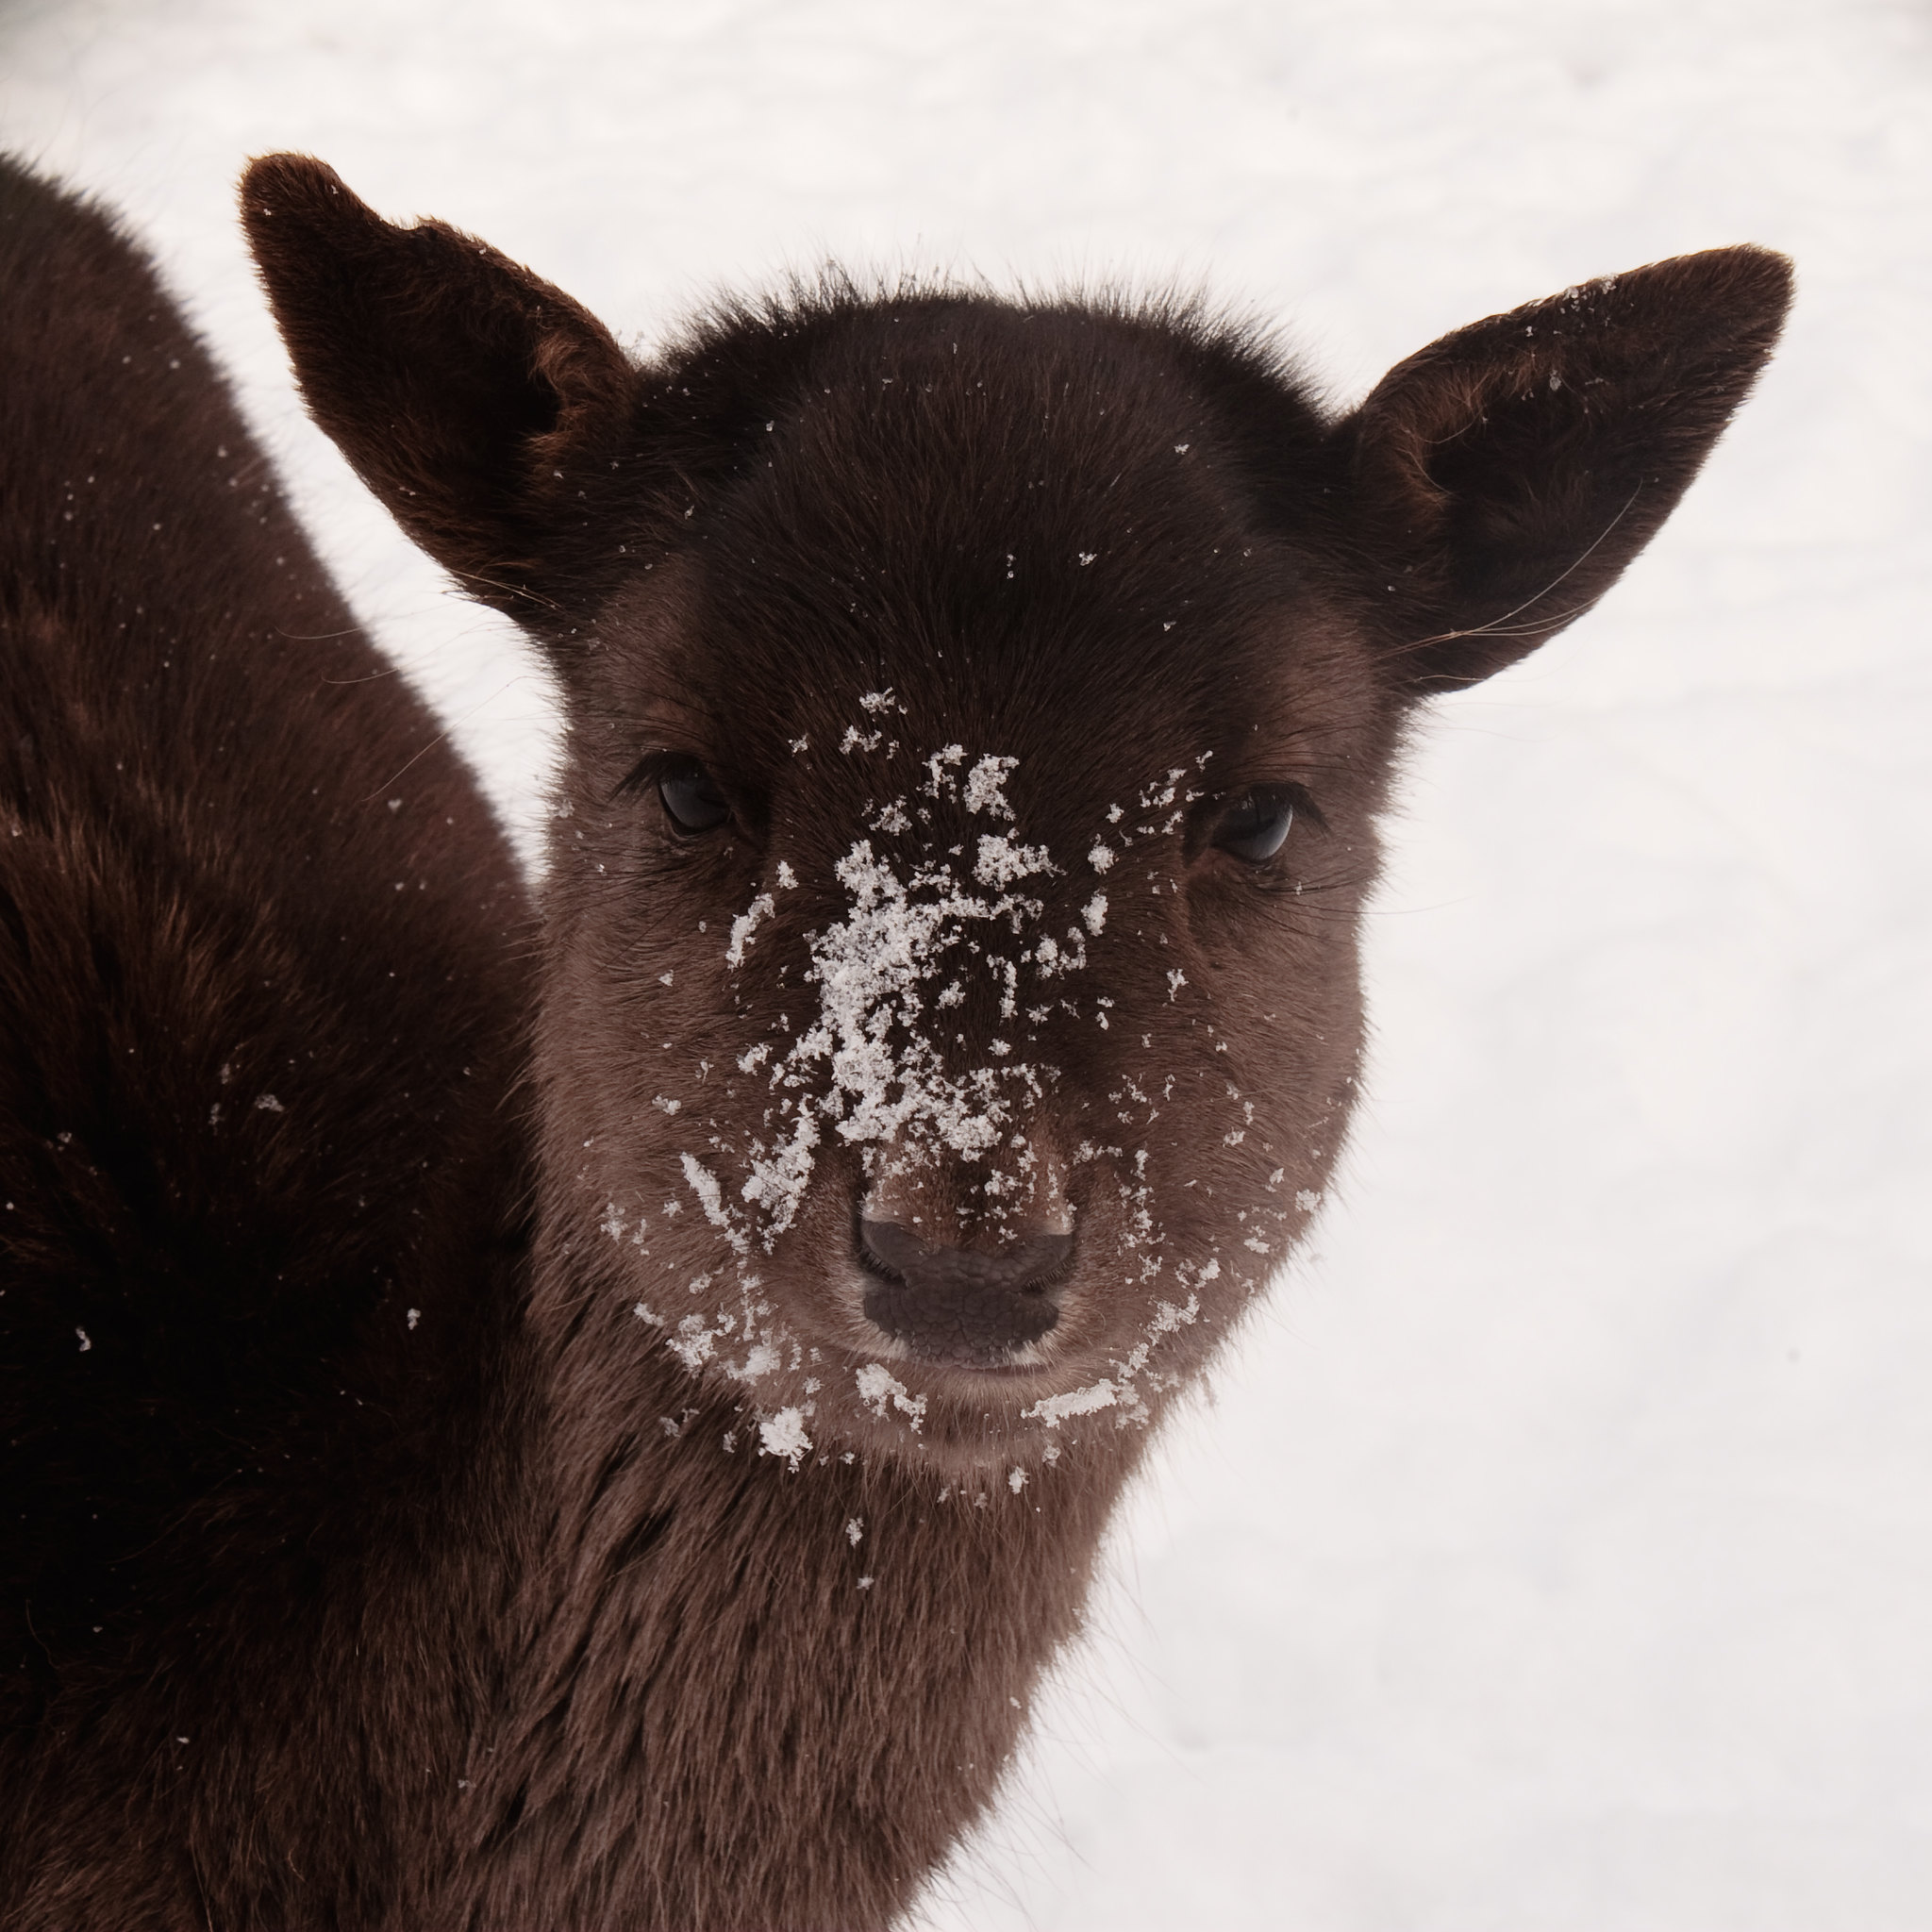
{"left": 730, "top": 747, "right": 1094, "bottom": 1270}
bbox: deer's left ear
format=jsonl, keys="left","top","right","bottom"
{"left": 1333, "top": 246, "right": 1792, "bottom": 695}
{"left": 242, "top": 153, "right": 640, "bottom": 627}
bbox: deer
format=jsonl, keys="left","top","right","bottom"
{"left": 0, "top": 149, "right": 1790, "bottom": 1929}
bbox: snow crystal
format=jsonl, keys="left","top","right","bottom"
{"left": 668, "top": 1313, "right": 720, "bottom": 1370}
{"left": 974, "top": 832, "right": 1054, "bottom": 889}
{"left": 758, "top": 1407, "right": 811, "bottom": 1469}
{"left": 856, "top": 1360, "right": 928, "bottom": 1429}
{"left": 1008, "top": 1466, "right": 1027, "bottom": 1492}
{"left": 845, "top": 1516, "right": 865, "bottom": 1544}
{"left": 962, "top": 754, "right": 1018, "bottom": 819}
{"left": 725, "top": 891, "right": 774, "bottom": 967}
{"left": 924, "top": 743, "right": 966, "bottom": 797}
{"left": 1083, "top": 893, "right": 1108, "bottom": 934}
{"left": 1024, "top": 1379, "right": 1119, "bottom": 1427}
{"left": 741, "top": 1106, "right": 822, "bottom": 1229}
{"left": 681, "top": 1153, "right": 748, "bottom": 1254}
{"left": 738, "top": 1341, "right": 781, "bottom": 1379}
{"left": 1089, "top": 843, "right": 1115, "bottom": 872}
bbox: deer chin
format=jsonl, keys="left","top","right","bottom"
{"left": 722, "top": 1263, "right": 1195, "bottom": 1480}
{"left": 806, "top": 1348, "right": 1163, "bottom": 1482}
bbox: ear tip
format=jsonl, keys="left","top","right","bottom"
{"left": 1719, "top": 241, "right": 1795, "bottom": 279}
{"left": 1680, "top": 242, "right": 1795, "bottom": 323}
{"left": 1741, "top": 244, "right": 1796, "bottom": 327}
{"left": 238, "top": 153, "right": 357, "bottom": 232}
{"left": 1620, "top": 243, "right": 1796, "bottom": 348}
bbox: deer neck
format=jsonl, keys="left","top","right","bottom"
{"left": 457, "top": 1224, "right": 1142, "bottom": 1931}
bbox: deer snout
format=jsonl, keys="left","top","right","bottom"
{"left": 858, "top": 1218, "right": 1072, "bottom": 1367}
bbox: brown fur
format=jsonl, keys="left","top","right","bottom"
{"left": 0, "top": 150, "right": 1790, "bottom": 1928}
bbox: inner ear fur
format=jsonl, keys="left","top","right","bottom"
{"left": 241, "top": 153, "right": 638, "bottom": 625}
{"left": 1338, "top": 245, "right": 1792, "bottom": 695}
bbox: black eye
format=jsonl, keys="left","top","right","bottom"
{"left": 658, "top": 759, "right": 730, "bottom": 835}
{"left": 1214, "top": 788, "right": 1296, "bottom": 864}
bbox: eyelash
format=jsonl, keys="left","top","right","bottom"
{"left": 613, "top": 749, "right": 680, "bottom": 802}
{"left": 1203, "top": 783, "right": 1324, "bottom": 860}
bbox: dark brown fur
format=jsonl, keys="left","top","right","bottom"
{"left": 0, "top": 151, "right": 1790, "bottom": 1928}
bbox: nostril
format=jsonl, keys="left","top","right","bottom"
{"left": 860, "top": 1220, "right": 1072, "bottom": 1295}
{"left": 858, "top": 1219, "right": 1072, "bottom": 1366}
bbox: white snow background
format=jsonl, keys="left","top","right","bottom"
{"left": 3, "top": 1, "right": 1928, "bottom": 1924}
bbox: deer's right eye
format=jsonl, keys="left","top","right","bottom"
{"left": 658, "top": 760, "right": 730, "bottom": 836}
{"left": 1213, "top": 788, "right": 1297, "bottom": 864}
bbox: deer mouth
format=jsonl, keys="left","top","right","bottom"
{"left": 856, "top": 1217, "right": 1069, "bottom": 1369}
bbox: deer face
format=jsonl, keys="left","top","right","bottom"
{"left": 241, "top": 155, "right": 1789, "bottom": 1477}
{"left": 531, "top": 334, "right": 1397, "bottom": 1476}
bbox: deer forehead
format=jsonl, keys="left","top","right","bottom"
{"left": 589, "top": 563, "right": 1376, "bottom": 834}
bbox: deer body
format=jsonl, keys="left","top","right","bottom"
{"left": 0, "top": 152, "right": 1789, "bottom": 1927}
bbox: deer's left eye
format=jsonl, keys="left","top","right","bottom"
{"left": 1213, "top": 789, "right": 1297, "bottom": 863}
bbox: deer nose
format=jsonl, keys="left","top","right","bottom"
{"left": 858, "top": 1218, "right": 1073, "bottom": 1366}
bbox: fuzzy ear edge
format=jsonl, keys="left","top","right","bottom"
{"left": 240, "top": 153, "right": 641, "bottom": 626}
{"left": 1335, "top": 244, "right": 1793, "bottom": 695}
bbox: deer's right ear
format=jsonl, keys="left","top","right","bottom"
{"left": 241, "top": 154, "right": 639, "bottom": 627}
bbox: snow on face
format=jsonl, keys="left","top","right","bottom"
{"left": 961, "top": 754, "right": 1018, "bottom": 820}
{"left": 757, "top": 1406, "right": 812, "bottom": 1469}
{"left": 856, "top": 1360, "right": 928, "bottom": 1429}
{"left": 618, "top": 731, "right": 1275, "bottom": 1459}
{"left": 736, "top": 745, "right": 1084, "bottom": 1243}
{"left": 1022, "top": 1288, "right": 1201, "bottom": 1429}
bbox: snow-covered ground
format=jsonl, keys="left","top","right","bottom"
{"left": 3, "top": 2, "right": 1927, "bottom": 1924}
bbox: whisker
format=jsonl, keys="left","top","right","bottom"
{"left": 1396, "top": 484, "right": 1642, "bottom": 659}
{"left": 446, "top": 566, "right": 564, "bottom": 614}
{"left": 361, "top": 675, "right": 531, "bottom": 803}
